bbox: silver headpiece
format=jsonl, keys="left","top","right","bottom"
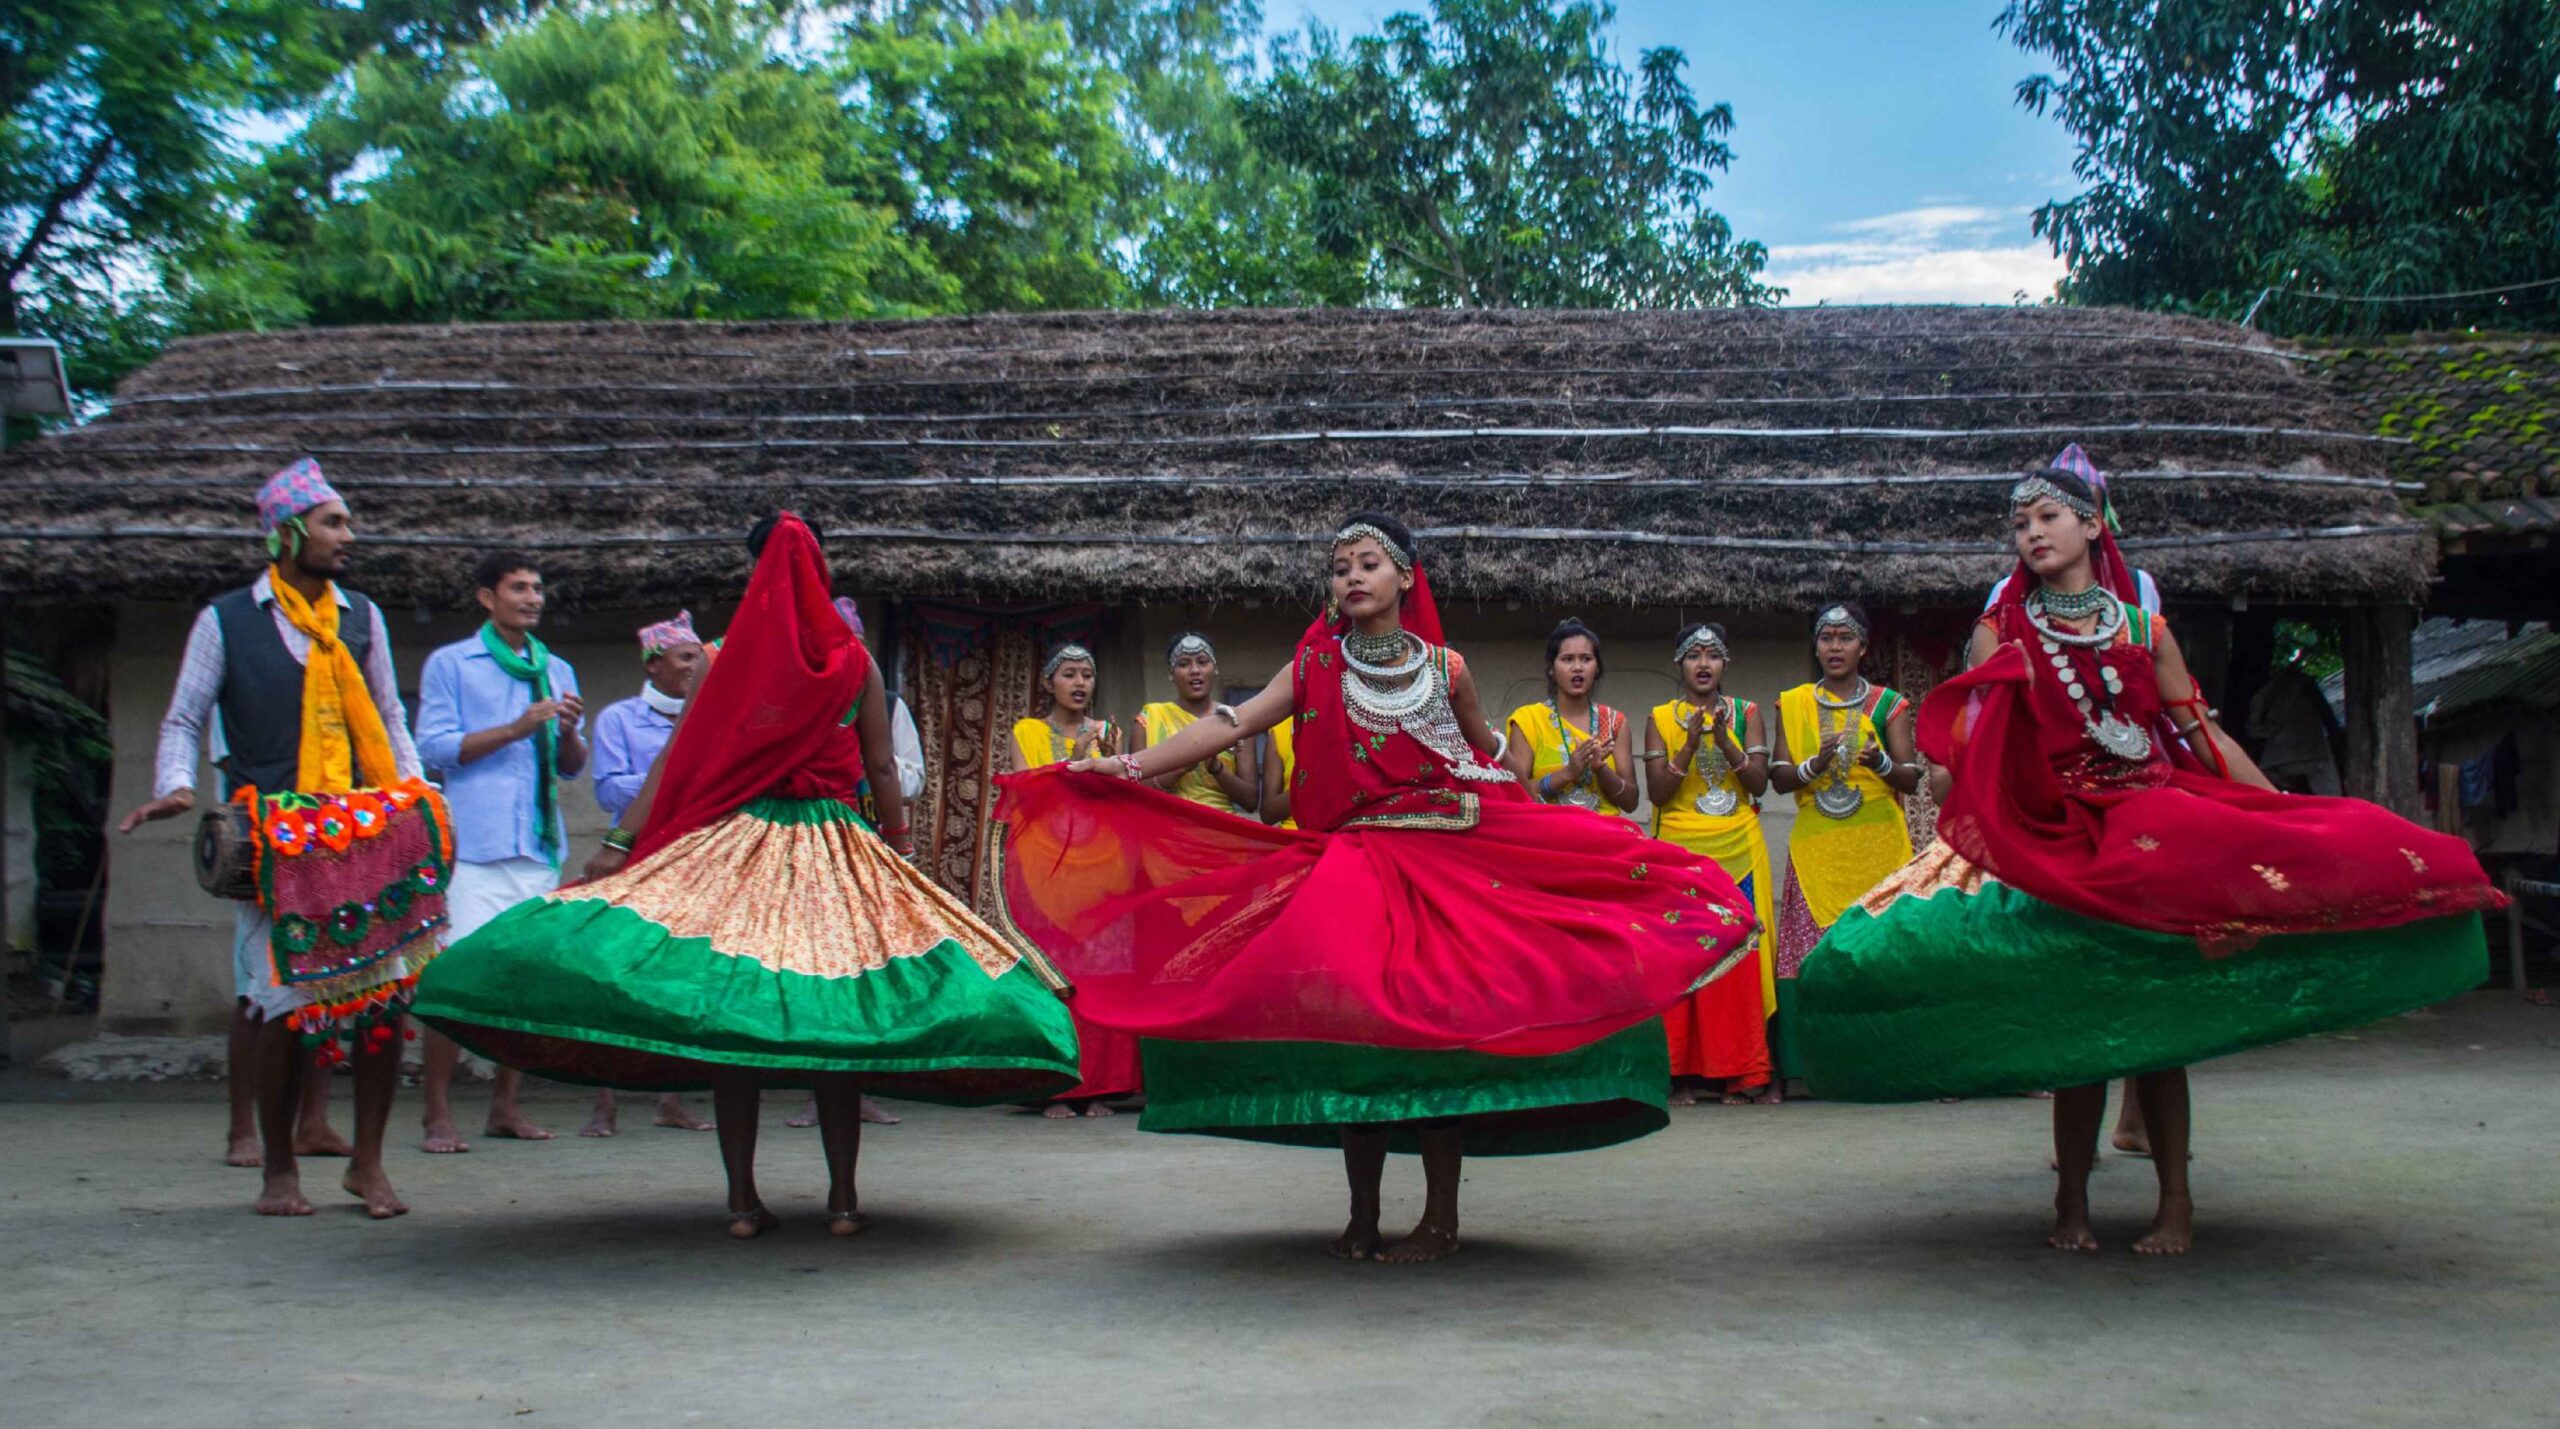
{"left": 1673, "top": 627, "right": 1728, "bottom": 662}
{"left": 2011, "top": 471, "right": 2100, "bottom": 520}
{"left": 1814, "top": 605, "right": 1868, "bottom": 640}
{"left": 1042, "top": 643, "right": 1095, "bottom": 680}
{"left": 1167, "top": 634, "right": 1214, "bottom": 667}
{"left": 1332, "top": 523, "right": 1413, "bottom": 573}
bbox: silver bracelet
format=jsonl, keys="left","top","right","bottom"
{"left": 1874, "top": 750, "right": 1897, "bottom": 780}
{"left": 1744, "top": 744, "right": 1769, "bottom": 757}
{"left": 1795, "top": 759, "right": 1816, "bottom": 784}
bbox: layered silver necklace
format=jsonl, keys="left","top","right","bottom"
{"left": 1810, "top": 678, "right": 1871, "bottom": 818}
{"left": 1688, "top": 696, "right": 1739, "bottom": 816}
{"left": 1339, "top": 628, "right": 1513, "bottom": 783}
{"left": 2023, "top": 591, "right": 2151, "bottom": 762}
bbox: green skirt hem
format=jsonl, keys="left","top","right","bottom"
{"left": 1799, "top": 877, "right": 2489, "bottom": 1103}
{"left": 1134, "top": 1024, "right": 1671, "bottom": 1156}
{"left": 419, "top": 1010, "right": 1080, "bottom": 1101}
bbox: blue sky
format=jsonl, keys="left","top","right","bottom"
{"left": 1278, "top": 0, "right": 2083, "bottom": 305}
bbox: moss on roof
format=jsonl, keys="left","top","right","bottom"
{"left": 2304, "top": 336, "right": 2560, "bottom": 503}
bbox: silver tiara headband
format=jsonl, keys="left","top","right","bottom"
{"left": 1042, "top": 643, "right": 1095, "bottom": 680}
{"left": 1168, "top": 634, "right": 1214, "bottom": 666}
{"left": 1674, "top": 627, "right": 1727, "bottom": 662}
{"left": 1815, "top": 606, "right": 1868, "bottom": 639}
{"left": 1333, "top": 523, "right": 1413, "bottom": 572}
{"left": 2011, "top": 471, "right": 2100, "bottom": 520}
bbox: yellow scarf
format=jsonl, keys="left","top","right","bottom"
{"left": 265, "top": 567, "right": 398, "bottom": 792}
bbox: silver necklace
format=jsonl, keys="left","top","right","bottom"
{"left": 1338, "top": 635, "right": 1513, "bottom": 784}
{"left": 1688, "top": 696, "right": 1739, "bottom": 817}
{"left": 1546, "top": 698, "right": 1605, "bottom": 808}
{"left": 1343, "top": 627, "right": 1423, "bottom": 675}
{"left": 1810, "top": 679, "right": 1870, "bottom": 819}
{"left": 2039, "top": 583, "right": 2113, "bottom": 620}
{"left": 2024, "top": 596, "right": 2150, "bottom": 761}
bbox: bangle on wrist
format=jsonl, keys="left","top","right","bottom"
{"left": 601, "top": 828, "right": 635, "bottom": 853}
{"left": 1795, "top": 760, "right": 1816, "bottom": 784}
{"left": 1874, "top": 751, "right": 1896, "bottom": 780}
{"left": 1116, "top": 753, "right": 1144, "bottom": 781}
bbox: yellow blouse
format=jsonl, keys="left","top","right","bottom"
{"left": 1138, "top": 701, "right": 1240, "bottom": 812}
{"left": 1011, "top": 715, "right": 1117, "bottom": 770}
{"left": 1266, "top": 717, "right": 1298, "bottom": 830}
{"left": 1508, "top": 700, "right": 1630, "bottom": 812}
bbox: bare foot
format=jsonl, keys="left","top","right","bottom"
{"left": 1750, "top": 1084, "right": 1784, "bottom": 1106}
{"left": 225, "top": 1131, "right": 262, "bottom": 1168}
{"left": 419, "top": 1120, "right": 470, "bottom": 1154}
{"left": 828, "top": 1211, "right": 870, "bottom": 1237}
{"left": 483, "top": 1109, "right": 554, "bottom": 1142}
{"left": 1379, "top": 1220, "right": 1461, "bottom": 1264}
{"left": 1041, "top": 1103, "right": 1078, "bottom": 1120}
{"left": 1720, "top": 1082, "right": 1761, "bottom": 1106}
{"left": 1666, "top": 1083, "right": 1698, "bottom": 1107}
{"left": 341, "top": 1166, "right": 409, "bottom": 1219}
{"left": 728, "top": 1204, "right": 780, "bottom": 1240}
{"left": 655, "top": 1097, "right": 715, "bottom": 1131}
{"left": 578, "top": 1103, "right": 618, "bottom": 1138}
{"left": 2132, "top": 1193, "right": 2194, "bottom": 1256}
{"left": 2048, "top": 1202, "right": 2100, "bottom": 1253}
{"left": 786, "top": 1097, "right": 820, "bottom": 1129}
{"left": 295, "top": 1125, "right": 355, "bottom": 1158}
{"left": 2111, "top": 1125, "right": 2152, "bottom": 1156}
{"left": 857, "top": 1096, "right": 901, "bottom": 1126}
{"left": 254, "top": 1173, "right": 314, "bottom": 1217}
{"left": 2024, "top": 1089, "right": 2056, "bottom": 1100}
{"left": 1082, "top": 1101, "right": 1116, "bottom": 1118}
{"left": 1327, "top": 1221, "right": 1383, "bottom": 1261}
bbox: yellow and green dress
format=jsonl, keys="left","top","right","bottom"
{"left": 1265, "top": 717, "right": 1298, "bottom": 829}
{"left": 1137, "top": 701, "right": 1242, "bottom": 813}
{"left": 1010, "top": 714, "right": 1143, "bottom": 1100}
{"left": 1507, "top": 700, "right": 1630, "bottom": 812}
{"left": 1649, "top": 698, "right": 1777, "bottom": 1085}
{"left": 1771, "top": 682, "right": 1910, "bottom": 1081}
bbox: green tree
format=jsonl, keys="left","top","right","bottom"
{"left": 2002, "top": 0, "right": 2560, "bottom": 333}
{"left": 1239, "top": 0, "right": 1775, "bottom": 309}
{"left": 3, "top": 0, "right": 538, "bottom": 398}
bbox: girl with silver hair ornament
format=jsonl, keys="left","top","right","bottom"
{"left": 1135, "top": 631, "right": 1258, "bottom": 813}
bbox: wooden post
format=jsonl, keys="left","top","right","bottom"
{"left": 2341, "top": 604, "right": 2421, "bottom": 819}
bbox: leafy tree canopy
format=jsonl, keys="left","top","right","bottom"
{"left": 2003, "top": 0, "right": 2560, "bottom": 333}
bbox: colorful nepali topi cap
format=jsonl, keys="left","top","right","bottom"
{"left": 2050, "top": 442, "right": 2104, "bottom": 493}
{"left": 638, "top": 610, "right": 702, "bottom": 658}
{"left": 256, "top": 457, "right": 340, "bottom": 533}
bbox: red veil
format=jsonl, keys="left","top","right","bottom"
{"left": 630, "top": 514, "right": 867, "bottom": 863}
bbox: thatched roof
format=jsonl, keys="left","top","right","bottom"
{"left": 0, "top": 306, "right": 2427, "bottom": 611}
{"left": 2302, "top": 334, "right": 2560, "bottom": 547}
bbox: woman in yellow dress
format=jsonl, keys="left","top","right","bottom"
{"left": 1767, "top": 602, "right": 1920, "bottom": 1096}
{"left": 1005, "top": 643, "right": 1138, "bottom": 1118}
{"left": 1134, "top": 632, "right": 1257, "bottom": 814}
{"left": 1640, "top": 623, "right": 1778, "bottom": 1105}
{"left": 1501, "top": 619, "right": 1636, "bottom": 814}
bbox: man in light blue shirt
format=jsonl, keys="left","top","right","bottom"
{"left": 412, "top": 551, "right": 587, "bottom": 1152}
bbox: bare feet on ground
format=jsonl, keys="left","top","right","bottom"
{"left": 1721, "top": 1081, "right": 1763, "bottom": 1106}
{"left": 2047, "top": 1199, "right": 2100, "bottom": 1252}
{"left": 342, "top": 1166, "right": 409, "bottom": 1218}
{"left": 1327, "top": 1220, "right": 1383, "bottom": 1261}
{"left": 254, "top": 1173, "right": 314, "bottom": 1217}
{"left": 857, "top": 1096, "right": 900, "bottom": 1126}
{"left": 787, "top": 1097, "right": 820, "bottom": 1128}
{"left": 578, "top": 1102, "right": 618, "bottom": 1137}
{"left": 294, "top": 1124, "right": 355, "bottom": 1158}
{"left": 1041, "top": 1103, "right": 1079, "bottom": 1119}
{"left": 2131, "top": 1194, "right": 2194, "bottom": 1256}
{"left": 1083, "top": 1101, "right": 1116, "bottom": 1118}
{"left": 655, "top": 1097, "right": 715, "bottom": 1131}
{"left": 728, "top": 1204, "right": 781, "bottom": 1240}
{"left": 2111, "top": 1125, "right": 2152, "bottom": 1156}
{"left": 1379, "top": 1219, "right": 1460, "bottom": 1264}
{"left": 483, "top": 1109, "right": 554, "bottom": 1141}
{"left": 419, "top": 1119, "right": 470, "bottom": 1153}
{"left": 1666, "top": 1084, "right": 1698, "bottom": 1107}
{"left": 225, "top": 1131, "right": 262, "bottom": 1168}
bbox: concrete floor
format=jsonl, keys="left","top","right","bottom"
{"left": 4, "top": 995, "right": 2555, "bottom": 1428}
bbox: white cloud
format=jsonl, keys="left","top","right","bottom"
{"left": 1764, "top": 205, "right": 2066, "bottom": 306}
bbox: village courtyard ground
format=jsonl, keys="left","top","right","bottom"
{"left": 4, "top": 994, "right": 2553, "bottom": 1427}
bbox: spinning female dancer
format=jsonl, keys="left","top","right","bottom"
{"left": 414, "top": 515, "right": 1079, "bottom": 1238}
{"left": 996, "top": 514, "right": 1756, "bottom": 1262}
{"left": 1641, "top": 624, "right": 1779, "bottom": 1106}
{"left": 1797, "top": 465, "right": 2499, "bottom": 1254}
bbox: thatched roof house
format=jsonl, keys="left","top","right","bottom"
{"left": 0, "top": 306, "right": 2443, "bottom": 1038}
{"left": 0, "top": 305, "right": 2424, "bottom": 612}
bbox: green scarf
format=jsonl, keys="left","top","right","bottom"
{"left": 478, "top": 622, "right": 561, "bottom": 858}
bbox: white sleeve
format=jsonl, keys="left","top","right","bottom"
{"left": 893, "top": 698, "right": 926, "bottom": 799}
{"left": 365, "top": 603, "right": 424, "bottom": 780}
{"left": 152, "top": 608, "right": 227, "bottom": 800}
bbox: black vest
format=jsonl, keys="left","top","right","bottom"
{"left": 211, "top": 583, "right": 378, "bottom": 798}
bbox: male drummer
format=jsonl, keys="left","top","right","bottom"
{"left": 117, "top": 458, "right": 424, "bottom": 1217}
